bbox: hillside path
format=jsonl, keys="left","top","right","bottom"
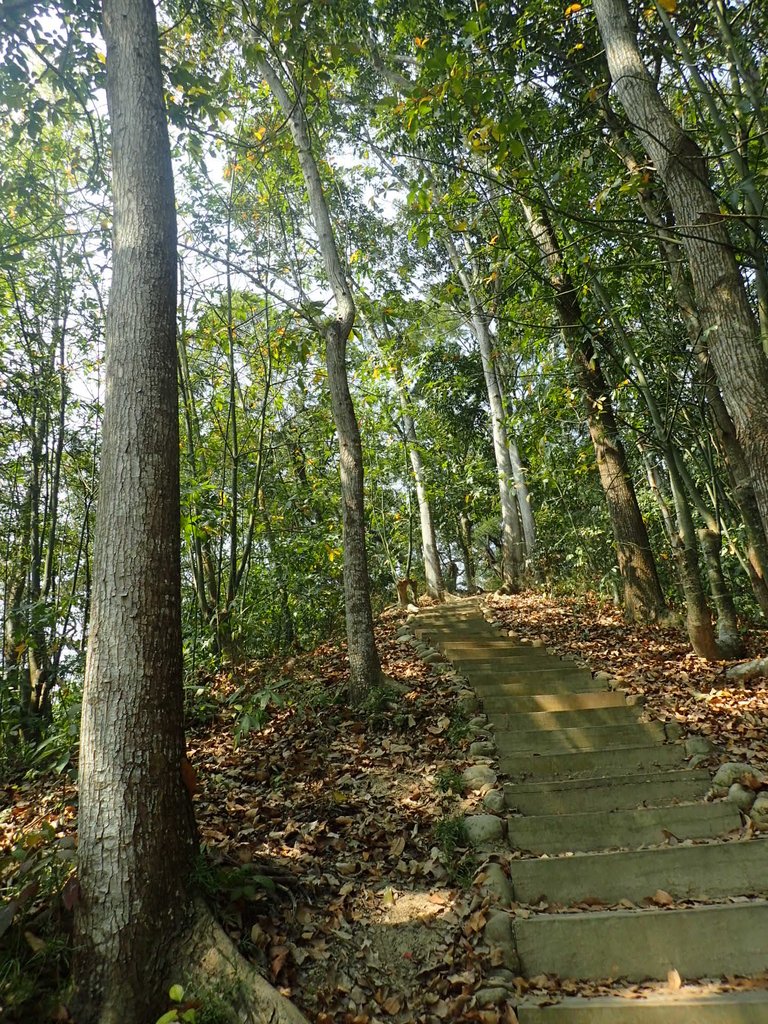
{"left": 413, "top": 598, "right": 768, "bottom": 1022}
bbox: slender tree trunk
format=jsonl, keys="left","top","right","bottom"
{"left": 258, "top": 55, "right": 382, "bottom": 702}
{"left": 666, "top": 467, "right": 722, "bottom": 660}
{"left": 457, "top": 513, "right": 476, "bottom": 594}
{"left": 509, "top": 438, "right": 536, "bottom": 566}
{"left": 76, "top": 11, "right": 309, "bottom": 1024}
{"left": 74, "top": 2, "right": 195, "bottom": 1020}
{"left": 699, "top": 527, "right": 742, "bottom": 656}
{"left": 399, "top": 402, "right": 444, "bottom": 600}
{"left": 588, "top": 269, "right": 741, "bottom": 649}
{"left": 644, "top": 454, "right": 720, "bottom": 658}
{"left": 443, "top": 235, "right": 523, "bottom": 587}
{"left": 593, "top": 0, "right": 768, "bottom": 544}
{"left": 520, "top": 201, "right": 666, "bottom": 621}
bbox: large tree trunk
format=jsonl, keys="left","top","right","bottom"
{"left": 597, "top": 95, "right": 768, "bottom": 616}
{"left": 258, "top": 55, "right": 382, "bottom": 703}
{"left": 74, "top": 3, "right": 196, "bottom": 1020}
{"left": 520, "top": 201, "right": 666, "bottom": 621}
{"left": 74, "top": 7, "right": 309, "bottom": 1024}
{"left": 593, "top": 0, "right": 768, "bottom": 544}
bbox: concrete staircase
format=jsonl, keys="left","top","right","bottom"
{"left": 413, "top": 600, "right": 768, "bottom": 1022}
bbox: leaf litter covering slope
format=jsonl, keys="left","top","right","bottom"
{"left": 487, "top": 591, "right": 768, "bottom": 771}
{"left": 3, "top": 594, "right": 768, "bottom": 1019}
{"left": 188, "top": 605, "right": 516, "bottom": 1023}
{"left": 1, "top": 606, "right": 518, "bottom": 1023}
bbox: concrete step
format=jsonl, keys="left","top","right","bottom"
{"left": 508, "top": 800, "right": 740, "bottom": 855}
{"left": 500, "top": 742, "right": 684, "bottom": 782}
{"left": 414, "top": 620, "right": 496, "bottom": 632}
{"left": 513, "top": 900, "right": 768, "bottom": 981}
{"left": 416, "top": 622, "right": 498, "bottom": 633}
{"left": 488, "top": 705, "right": 640, "bottom": 732}
{"left": 474, "top": 677, "right": 603, "bottom": 698}
{"left": 483, "top": 691, "right": 635, "bottom": 715}
{"left": 464, "top": 663, "right": 596, "bottom": 680}
{"left": 504, "top": 769, "right": 711, "bottom": 815}
{"left": 440, "top": 645, "right": 554, "bottom": 660}
{"left": 496, "top": 721, "right": 666, "bottom": 755}
{"left": 516, "top": 990, "right": 768, "bottom": 1022}
{"left": 510, "top": 837, "right": 768, "bottom": 905}
{"left": 451, "top": 656, "right": 576, "bottom": 673}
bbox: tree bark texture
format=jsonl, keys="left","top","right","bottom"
{"left": 258, "top": 55, "right": 382, "bottom": 702}
{"left": 74, "top": 2, "right": 196, "bottom": 1021}
{"left": 509, "top": 438, "right": 536, "bottom": 565}
{"left": 458, "top": 512, "right": 476, "bottom": 594}
{"left": 598, "top": 93, "right": 768, "bottom": 616}
{"left": 400, "top": 403, "right": 444, "bottom": 599}
{"left": 699, "top": 527, "right": 742, "bottom": 656}
{"left": 521, "top": 202, "right": 666, "bottom": 621}
{"left": 443, "top": 235, "right": 523, "bottom": 587}
{"left": 593, "top": 0, "right": 768, "bottom": 546}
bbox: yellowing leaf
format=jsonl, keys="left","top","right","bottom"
{"left": 652, "top": 888, "right": 674, "bottom": 906}
{"left": 657, "top": 0, "right": 676, "bottom": 10}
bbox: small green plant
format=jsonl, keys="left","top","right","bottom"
{"left": 446, "top": 707, "right": 470, "bottom": 745}
{"left": 0, "top": 819, "right": 75, "bottom": 1021}
{"left": 156, "top": 982, "right": 239, "bottom": 1024}
{"left": 184, "top": 683, "right": 223, "bottom": 728}
{"left": 360, "top": 684, "right": 401, "bottom": 728}
{"left": 435, "top": 767, "right": 464, "bottom": 795}
{"left": 361, "top": 684, "right": 397, "bottom": 715}
{"left": 433, "top": 815, "right": 475, "bottom": 887}
{"left": 156, "top": 985, "right": 197, "bottom": 1024}
{"left": 191, "top": 851, "right": 276, "bottom": 918}
{"left": 451, "top": 855, "right": 477, "bottom": 889}
{"left": 226, "top": 684, "right": 284, "bottom": 748}
{"left": 433, "top": 814, "right": 468, "bottom": 857}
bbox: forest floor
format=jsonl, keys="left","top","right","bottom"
{"left": 1, "top": 591, "right": 768, "bottom": 1023}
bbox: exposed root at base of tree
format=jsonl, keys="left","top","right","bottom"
{"left": 171, "top": 900, "right": 309, "bottom": 1024}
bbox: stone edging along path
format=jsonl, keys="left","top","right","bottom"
{"left": 408, "top": 597, "right": 768, "bottom": 1023}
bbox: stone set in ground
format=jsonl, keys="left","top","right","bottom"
{"left": 410, "top": 598, "right": 768, "bottom": 1023}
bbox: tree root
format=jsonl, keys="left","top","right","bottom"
{"left": 171, "top": 900, "right": 309, "bottom": 1024}
{"left": 726, "top": 656, "right": 768, "bottom": 683}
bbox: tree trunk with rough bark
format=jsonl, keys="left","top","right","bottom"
{"left": 258, "top": 55, "right": 382, "bottom": 703}
{"left": 597, "top": 95, "right": 768, "bottom": 617}
{"left": 699, "top": 527, "right": 743, "bottom": 656}
{"left": 643, "top": 455, "right": 720, "bottom": 659}
{"left": 74, "top": 7, "right": 311, "bottom": 1023}
{"left": 74, "top": 3, "right": 197, "bottom": 1018}
{"left": 443, "top": 235, "right": 523, "bottom": 588}
{"left": 458, "top": 512, "right": 476, "bottom": 594}
{"left": 509, "top": 438, "right": 536, "bottom": 568}
{"left": 521, "top": 201, "right": 666, "bottom": 621}
{"left": 593, "top": 0, "right": 768, "bottom": 544}
{"left": 400, "top": 402, "right": 444, "bottom": 600}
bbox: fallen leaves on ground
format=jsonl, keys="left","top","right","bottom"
{"left": 487, "top": 591, "right": 768, "bottom": 771}
{"left": 183, "top": 607, "right": 512, "bottom": 1022}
